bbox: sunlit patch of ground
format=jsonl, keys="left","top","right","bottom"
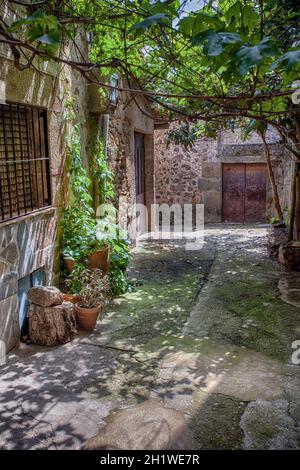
{"left": 1, "top": 225, "right": 300, "bottom": 449}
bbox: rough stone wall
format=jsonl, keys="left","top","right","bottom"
{"left": 0, "top": 6, "right": 95, "bottom": 354}
{"left": 0, "top": 25, "right": 154, "bottom": 353}
{"left": 108, "top": 88, "right": 154, "bottom": 232}
{"left": 154, "top": 126, "right": 292, "bottom": 223}
{"left": 0, "top": 210, "right": 56, "bottom": 351}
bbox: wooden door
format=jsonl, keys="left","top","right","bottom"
{"left": 222, "top": 163, "right": 245, "bottom": 223}
{"left": 245, "top": 163, "right": 267, "bottom": 222}
{"left": 222, "top": 163, "right": 267, "bottom": 223}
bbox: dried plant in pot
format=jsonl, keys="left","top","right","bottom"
{"left": 73, "top": 268, "right": 111, "bottom": 331}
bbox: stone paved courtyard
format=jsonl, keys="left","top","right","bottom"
{"left": 1, "top": 225, "right": 300, "bottom": 449}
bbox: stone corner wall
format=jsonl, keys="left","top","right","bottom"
{"left": 154, "top": 128, "right": 219, "bottom": 222}
{"left": 108, "top": 90, "right": 155, "bottom": 230}
{"left": 0, "top": 33, "right": 94, "bottom": 354}
{"left": 0, "top": 210, "right": 57, "bottom": 353}
{"left": 154, "top": 127, "right": 292, "bottom": 224}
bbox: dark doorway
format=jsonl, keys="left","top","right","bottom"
{"left": 134, "top": 133, "right": 145, "bottom": 205}
{"left": 222, "top": 163, "right": 267, "bottom": 223}
{"left": 134, "top": 133, "right": 146, "bottom": 236}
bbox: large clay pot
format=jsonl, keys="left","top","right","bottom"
{"left": 88, "top": 245, "right": 110, "bottom": 274}
{"left": 75, "top": 303, "right": 101, "bottom": 331}
{"left": 64, "top": 258, "right": 75, "bottom": 273}
{"left": 63, "top": 293, "right": 82, "bottom": 304}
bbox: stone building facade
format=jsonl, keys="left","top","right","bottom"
{"left": 0, "top": 6, "right": 155, "bottom": 355}
{"left": 154, "top": 126, "right": 292, "bottom": 224}
{"left": 108, "top": 90, "right": 155, "bottom": 234}
{"left": 0, "top": 31, "right": 92, "bottom": 353}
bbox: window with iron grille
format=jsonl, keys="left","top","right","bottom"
{"left": 0, "top": 103, "right": 51, "bottom": 222}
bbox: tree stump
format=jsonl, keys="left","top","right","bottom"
{"left": 28, "top": 302, "right": 77, "bottom": 346}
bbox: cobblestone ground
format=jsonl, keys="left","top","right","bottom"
{"left": 1, "top": 225, "right": 300, "bottom": 449}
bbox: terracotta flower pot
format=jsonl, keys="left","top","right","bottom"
{"left": 63, "top": 293, "right": 82, "bottom": 304}
{"left": 88, "top": 245, "right": 110, "bottom": 274}
{"left": 65, "top": 258, "right": 75, "bottom": 273}
{"left": 75, "top": 303, "right": 101, "bottom": 331}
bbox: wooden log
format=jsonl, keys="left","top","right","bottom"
{"left": 28, "top": 302, "right": 77, "bottom": 346}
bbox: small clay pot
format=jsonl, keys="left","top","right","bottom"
{"left": 75, "top": 303, "right": 101, "bottom": 331}
{"left": 62, "top": 293, "right": 82, "bottom": 304}
{"left": 88, "top": 245, "right": 110, "bottom": 274}
{"left": 65, "top": 258, "right": 75, "bottom": 273}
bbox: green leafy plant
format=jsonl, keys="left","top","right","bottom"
{"left": 62, "top": 122, "right": 132, "bottom": 294}
{"left": 109, "top": 228, "right": 132, "bottom": 295}
{"left": 69, "top": 124, "right": 93, "bottom": 212}
{"left": 91, "top": 135, "right": 115, "bottom": 205}
{"left": 167, "top": 123, "right": 200, "bottom": 149}
{"left": 64, "top": 263, "right": 86, "bottom": 295}
{"left": 61, "top": 207, "right": 96, "bottom": 261}
{"left": 95, "top": 206, "right": 132, "bottom": 294}
{"left": 270, "top": 216, "right": 280, "bottom": 224}
{"left": 9, "top": 10, "right": 60, "bottom": 56}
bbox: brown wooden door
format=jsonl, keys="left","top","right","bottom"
{"left": 222, "top": 163, "right": 267, "bottom": 223}
{"left": 134, "top": 133, "right": 146, "bottom": 236}
{"left": 222, "top": 164, "right": 245, "bottom": 223}
{"left": 134, "top": 133, "right": 145, "bottom": 205}
{"left": 245, "top": 163, "right": 267, "bottom": 222}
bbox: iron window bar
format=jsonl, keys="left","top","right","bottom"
{"left": 0, "top": 102, "right": 51, "bottom": 222}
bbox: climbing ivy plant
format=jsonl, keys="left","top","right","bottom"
{"left": 69, "top": 124, "right": 93, "bottom": 212}
{"left": 90, "top": 131, "right": 115, "bottom": 206}
{"left": 61, "top": 115, "right": 131, "bottom": 293}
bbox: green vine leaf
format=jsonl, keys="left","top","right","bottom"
{"left": 234, "top": 37, "right": 280, "bottom": 75}
{"left": 130, "top": 13, "right": 169, "bottom": 32}
{"left": 193, "top": 31, "right": 242, "bottom": 56}
{"left": 271, "top": 49, "right": 300, "bottom": 72}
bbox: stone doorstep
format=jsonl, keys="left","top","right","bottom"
{"left": 288, "top": 241, "right": 300, "bottom": 248}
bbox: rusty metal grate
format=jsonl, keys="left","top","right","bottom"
{"left": 0, "top": 102, "right": 51, "bottom": 222}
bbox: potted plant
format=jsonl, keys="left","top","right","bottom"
{"left": 86, "top": 234, "right": 110, "bottom": 273}
{"left": 86, "top": 215, "right": 116, "bottom": 273}
{"left": 73, "top": 268, "right": 111, "bottom": 331}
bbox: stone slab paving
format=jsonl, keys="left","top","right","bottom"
{"left": 1, "top": 225, "right": 300, "bottom": 449}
